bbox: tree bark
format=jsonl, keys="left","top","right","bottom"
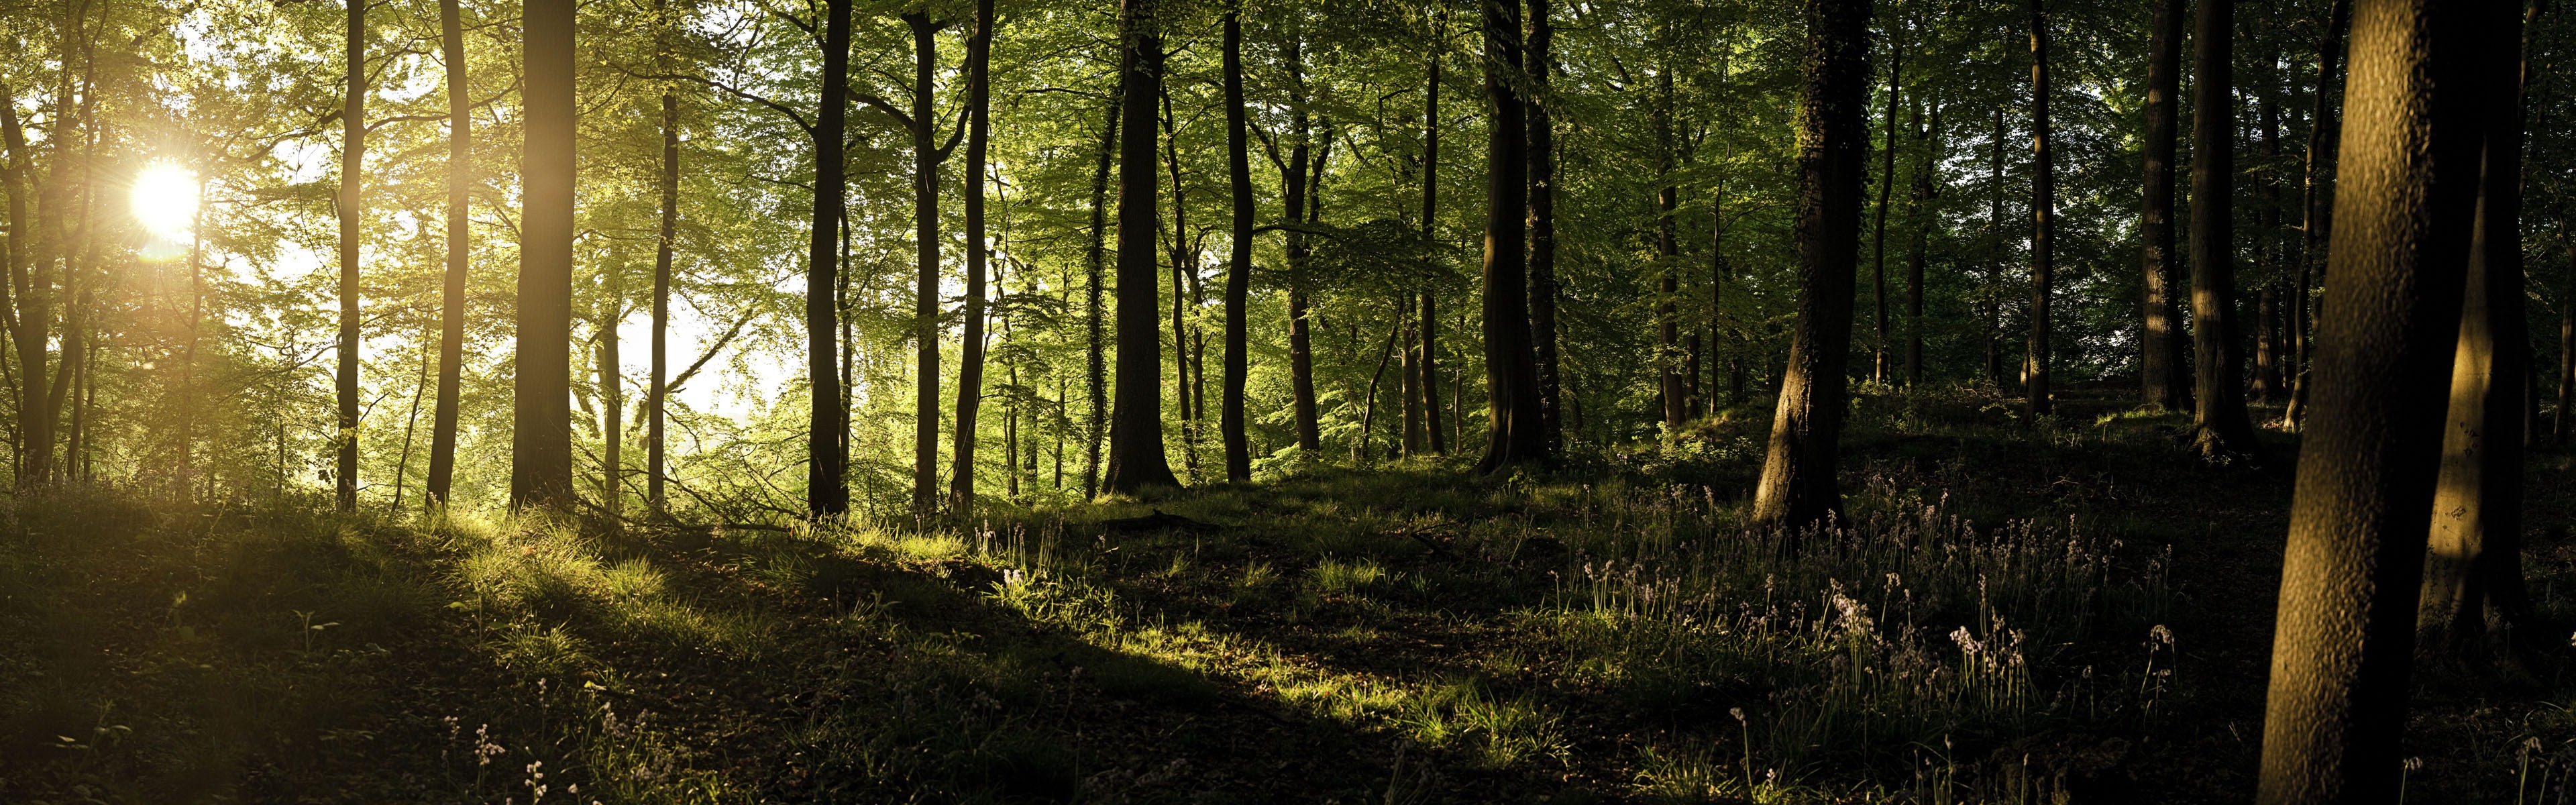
{"left": 337, "top": 0, "right": 365, "bottom": 511}
{"left": 2254, "top": 34, "right": 2288, "bottom": 406}
{"left": 1472, "top": 0, "right": 1543, "bottom": 473}
{"left": 2290, "top": 0, "right": 2354, "bottom": 429}
{"left": 2025, "top": 0, "right": 2054, "bottom": 417}
{"left": 1657, "top": 69, "right": 1684, "bottom": 429}
{"left": 2141, "top": 0, "right": 2189, "bottom": 412}
{"left": 514, "top": 0, "right": 578, "bottom": 511}
{"left": 2257, "top": 1, "right": 2500, "bottom": 799}
{"left": 904, "top": 12, "right": 943, "bottom": 516}
{"left": 645, "top": 0, "right": 676, "bottom": 513}
{"left": 1220, "top": 7, "right": 1253, "bottom": 482}
{"left": 1904, "top": 100, "right": 1935, "bottom": 386}
{"left": 1283, "top": 34, "right": 1323, "bottom": 455}
{"left": 1872, "top": 38, "right": 1900, "bottom": 386}
{"left": 1527, "top": 0, "right": 1561, "bottom": 454}
{"left": 1085, "top": 96, "right": 1118, "bottom": 498}
{"left": 598, "top": 286, "right": 622, "bottom": 521}
{"left": 1752, "top": 0, "right": 1868, "bottom": 529}
{"left": 427, "top": 0, "right": 471, "bottom": 508}
{"left": 1984, "top": 106, "right": 2006, "bottom": 388}
{"left": 1421, "top": 19, "right": 1447, "bottom": 457}
{"left": 951, "top": 0, "right": 994, "bottom": 514}
{"left": 1104, "top": 0, "right": 1179, "bottom": 493}
{"left": 2419, "top": 0, "right": 2538, "bottom": 657}
{"left": 798, "top": 0, "right": 851, "bottom": 516}
{"left": 2190, "top": 0, "right": 2260, "bottom": 458}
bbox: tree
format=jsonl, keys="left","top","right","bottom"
{"left": 1472, "top": 0, "right": 1544, "bottom": 472}
{"left": 425, "top": 0, "right": 471, "bottom": 508}
{"left": 645, "top": 0, "right": 678, "bottom": 513}
{"left": 2189, "top": 0, "right": 2260, "bottom": 458}
{"left": 2257, "top": 0, "right": 2503, "bottom": 798}
{"left": 335, "top": 0, "right": 364, "bottom": 511}
{"left": 798, "top": 0, "right": 852, "bottom": 517}
{"left": 1657, "top": 68, "right": 1684, "bottom": 429}
{"left": 951, "top": 0, "right": 996, "bottom": 514}
{"left": 1870, "top": 29, "right": 1900, "bottom": 386}
{"left": 1102, "top": 0, "right": 1179, "bottom": 494}
{"left": 1085, "top": 95, "right": 1118, "bottom": 498}
{"left": 2139, "top": 0, "right": 2187, "bottom": 413}
{"left": 1752, "top": 0, "right": 1869, "bottom": 529}
{"left": 2287, "top": 0, "right": 2353, "bottom": 428}
{"left": 1220, "top": 2, "right": 1252, "bottom": 483}
{"left": 2418, "top": 0, "right": 2540, "bottom": 657}
{"left": 1282, "top": 31, "right": 1323, "bottom": 455}
{"left": 2024, "top": 0, "right": 2053, "bottom": 417}
{"left": 513, "top": 0, "right": 578, "bottom": 511}
{"left": 1528, "top": 0, "right": 1562, "bottom": 452}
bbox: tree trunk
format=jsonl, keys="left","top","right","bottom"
{"left": 2289, "top": 0, "right": 2354, "bottom": 429}
{"left": 2025, "top": 0, "right": 2054, "bottom": 417}
{"left": 2561, "top": 241, "right": 2573, "bottom": 444}
{"left": 1421, "top": 22, "right": 1447, "bottom": 456}
{"left": 1085, "top": 95, "right": 1118, "bottom": 498}
{"left": 1752, "top": 0, "right": 1868, "bottom": 530}
{"left": 1472, "top": 0, "right": 1542, "bottom": 473}
{"left": 1527, "top": 0, "right": 1561, "bottom": 455}
{"left": 1220, "top": 7, "right": 1253, "bottom": 482}
{"left": 2190, "top": 0, "right": 2259, "bottom": 458}
{"left": 1904, "top": 100, "right": 1935, "bottom": 386}
{"left": 2257, "top": 1, "right": 2500, "bottom": 799}
{"left": 1104, "top": 0, "right": 1179, "bottom": 493}
{"left": 1162, "top": 89, "right": 1200, "bottom": 481}
{"left": 513, "top": 0, "right": 578, "bottom": 511}
{"left": 598, "top": 290, "right": 622, "bottom": 521}
{"left": 0, "top": 97, "right": 34, "bottom": 488}
{"left": 797, "top": 0, "right": 851, "bottom": 516}
{"left": 903, "top": 13, "right": 944, "bottom": 516}
{"left": 1984, "top": 106, "right": 2005, "bottom": 388}
{"left": 2141, "top": 0, "right": 2189, "bottom": 412}
{"left": 427, "top": 0, "right": 471, "bottom": 508}
{"left": 2419, "top": 0, "right": 2538, "bottom": 657}
{"left": 645, "top": 0, "right": 676, "bottom": 513}
{"left": 1657, "top": 69, "right": 1684, "bottom": 429}
{"left": 951, "top": 0, "right": 994, "bottom": 515}
{"left": 2254, "top": 39, "right": 2287, "bottom": 407}
{"left": 337, "top": 0, "right": 365, "bottom": 510}
{"left": 1872, "top": 39, "right": 1900, "bottom": 386}
{"left": 1283, "top": 35, "right": 1323, "bottom": 455}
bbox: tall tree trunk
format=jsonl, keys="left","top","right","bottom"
{"left": 2289, "top": 0, "right": 2355, "bottom": 428}
{"left": 337, "top": 0, "right": 366, "bottom": 510}
{"left": 0, "top": 96, "right": 30, "bottom": 488}
{"left": 1904, "top": 101, "right": 1935, "bottom": 386}
{"left": 514, "top": 0, "right": 578, "bottom": 511}
{"left": 427, "top": 0, "right": 471, "bottom": 508}
{"left": 1085, "top": 96, "right": 1118, "bottom": 498}
{"left": 1657, "top": 69, "right": 1684, "bottom": 429}
{"left": 2560, "top": 240, "right": 2573, "bottom": 444}
{"left": 2025, "top": 0, "right": 2054, "bottom": 417}
{"left": 798, "top": 0, "right": 851, "bottom": 516}
{"left": 1104, "top": 0, "right": 1179, "bottom": 493}
{"left": 598, "top": 290, "right": 622, "bottom": 521}
{"left": 1984, "top": 106, "right": 2005, "bottom": 388}
{"left": 1472, "top": 0, "right": 1542, "bottom": 473}
{"left": 2418, "top": 0, "right": 2539, "bottom": 657}
{"left": 904, "top": 12, "right": 944, "bottom": 516}
{"left": 645, "top": 0, "right": 676, "bottom": 513}
{"left": 1283, "top": 35, "right": 1323, "bottom": 455}
{"left": 951, "top": 0, "right": 994, "bottom": 515}
{"left": 1871, "top": 39, "right": 1900, "bottom": 386}
{"left": 2257, "top": 0, "right": 2500, "bottom": 798}
{"left": 1220, "top": 7, "right": 1253, "bottom": 482}
{"left": 1421, "top": 21, "right": 1447, "bottom": 456}
{"left": 1527, "top": 0, "right": 1561, "bottom": 454}
{"left": 1401, "top": 306, "right": 1422, "bottom": 456}
{"left": 1163, "top": 90, "right": 1200, "bottom": 480}
{"left": 2190, "top": 0, "right": 2259, "bottom": 458}
{"left": 2254, "top": 38, "right": 2287, "bottom": 406}
{"left": 1752, "top": 0, "right": 1869, "bottom": 529}
{"left": 2141, "top": 0, "right": 2189, "bottom": 411}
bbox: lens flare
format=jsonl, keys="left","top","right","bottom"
{"left": 131, "top": 161, "right": 200, "bottom": 242}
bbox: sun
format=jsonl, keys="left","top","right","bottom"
{"left": 131, "top": 161, "right": 200, "bottom": 242}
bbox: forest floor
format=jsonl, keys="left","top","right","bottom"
{"left": 3, "top": 385, "right": 2575, "bottom": 804}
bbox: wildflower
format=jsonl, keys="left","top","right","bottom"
{"left": 1950, "top": 627, "right": 1984, "bottom": 655}
{"left": 2149, "top": 624, "right": 2175, "bottom": 646}
{"left": 1729, "top": 707, "right": 1746, "bottom": 724}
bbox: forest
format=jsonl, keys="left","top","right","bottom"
{"left": 0, "top": 0, "right": 2570, "bottom": 800}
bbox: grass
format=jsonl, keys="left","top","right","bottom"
{"left": 1, "top": 384, "right": 2573, "bottom": 802}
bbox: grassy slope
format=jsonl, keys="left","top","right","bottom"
{"left": 1, "top": 386, "right": 2572, "bottom": 804}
